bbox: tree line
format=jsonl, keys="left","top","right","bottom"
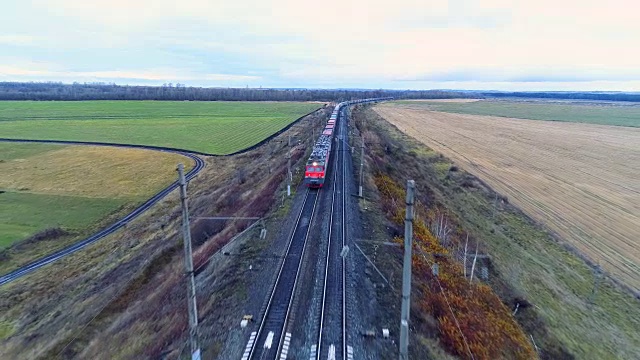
{"left": 1, "top": 82, "right": 638, "bottom": 102}
{"left": 0, "top": 82, "right": 467, "bottom": 101}
{"left": 478, "top": 91, "right": 640, "bottom": 102}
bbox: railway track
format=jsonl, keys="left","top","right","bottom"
{"left": 242, "top": 99, "right": 388, "bottom": 360}
{"left": 316, "top": 106, "right": 350, "bottom": 360}
{"left": 245, "top": 189, "right": 319, "bottom": 360}
{"left": 0, "top": 139, "right": 205, "bottom": 286}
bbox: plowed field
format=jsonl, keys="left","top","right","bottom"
{"left": 374, "top": 103, "right": 640, "bottom": 291}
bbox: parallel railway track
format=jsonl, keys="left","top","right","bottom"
{"left": 246, "top": 189, "right": 319, "bottom": 360}
{"left": 242, "top": 99, "right": 388, "bottom": 360}
{"left": 317, "top": 107, "right": 349, "bottom": 360}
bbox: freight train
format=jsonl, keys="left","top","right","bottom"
{"left": 304, "top": 98, "right": 391, "bottom": 188}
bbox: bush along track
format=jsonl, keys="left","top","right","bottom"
{"left": 375, "top": 175, "right": 535, "bottom": 359}
{"left": 0, "top": 105, "right": 324, "bottom": 286}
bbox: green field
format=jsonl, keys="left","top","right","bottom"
{"left": 0, "top": 192, "right": 126, "bottom": 248}
{"left": 0, "top": 142, "right": 192, "bottom": 254}
{"left": 0, "top": 143, "right": 116, "bottom": 248}
{"left": 0, "top": 101, "right": 321, "bottom": 154}
{"left": 397, "top": 100, "right": 640, "bottom": 127}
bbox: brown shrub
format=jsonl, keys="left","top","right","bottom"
{"left": 374, "top": 175, "right": 536, "bottom": 360}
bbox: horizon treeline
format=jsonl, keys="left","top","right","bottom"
{"left": 0, "top": 82, "right": 465, "bottom": 101}
{"left": 0, "top": 82, "right": 639, "bottom": 102}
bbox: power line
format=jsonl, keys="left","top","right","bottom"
{"left": 192, "top": 218, "right": 262, "bottom": 274}
{"left": 54, "top": 242, "right": 193, "bottom": 358}
{"left": 55, "top": 258, "right": 153, "bottom": 357}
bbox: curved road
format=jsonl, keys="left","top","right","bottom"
{"left": 0, "top": 138, "right": 205, "bottom": 286}
{"left": 0, "top": 106, "right": 325, "bottom": 287}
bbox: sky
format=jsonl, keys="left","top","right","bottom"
{"left": 0, "top": 0, "right": 639, "bottom": 91}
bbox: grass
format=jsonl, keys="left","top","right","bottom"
{"left": 0, "top": 192, "right": 126, "bottom": 248}
{"left": 375, "top": 103, "right": 640, "bottom": 292}
{"left": 0, "top": 143, "right": 63, "bottom": 161}
{"left": 0, "top": 142, "right": 193, "bottom": 253}
{"left": 0, "top": 101, "right": 321, "bottom": 154}
{"left": 0, "top": 143, "right": 192, "bottom": 199}
{"left": 357, "top": 106, "right": 640, "bottom": 359}
{"left": 0, "top": 109, "right": 324, "bottom": 359}
{"left": 0, "top": 321, "right": 15, "bottom": 340}
{"left": 394, "top": 99, "right": 640, "bottom": 127}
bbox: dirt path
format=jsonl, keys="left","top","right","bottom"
{"left": 374, "top": 103, "right": 640, "bottom": 291}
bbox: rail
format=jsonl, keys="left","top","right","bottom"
{"left": 246, "top": 189, "right": 319, "bottom": 360}
{"left": 317, "top": 104, "right": 349, "bottom": 360}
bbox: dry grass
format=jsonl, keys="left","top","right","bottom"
{"left": 0, "top": 107, "right": 328, "bottom": 359}
{"left": 355, "top": 105, "right": 640, "bottom": 359}
{"left": 0, "top": 145, "right": 192, "bottom": 199}
{"left": 374, "top": 103, "right": 640, "bottom": 292}
{"left": 0, "top": 143, "right": 193, "bottom": 256}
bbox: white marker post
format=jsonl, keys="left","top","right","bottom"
{"left": 264, "top": 331, "right": 275, "bottom": 349}
{"left": 328, "top": 344, "right": 336, "bottom": 360}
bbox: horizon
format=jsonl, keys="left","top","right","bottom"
{"left": 1, "top": 1, "right": 639, "bottom": 91}
{"left": 4, "top": 81, "right": 640, "bottom": 95}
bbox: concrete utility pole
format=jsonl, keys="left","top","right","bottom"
{"left": 469, "top": 241, "right": 479, "bottom": 284}
{"left": 359, "top": 137, "right": 365, "bottom": 197}
{"left": 177, "top": 164, "right": 201, "bottom": 360}
{"left": 400, "top": 180, "right": 415, "bottom": 360}
{"left": 287, "top": 135, "right": 292, "bottom": 196}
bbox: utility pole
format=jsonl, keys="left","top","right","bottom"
{"left": 177, "top": 164, "right": 201, "bottom": 360}
{"left": 359, "top": 137, "right": 365, "bottom": 197}
{"left": 287, "top": 135, "right": 292, "bottom": 196}
{"left": 400, "top": 180, "right": 415, "bottom": 360}
{"left": 463, "top": 234, "right": 469, "bottom": 279}
{"left": 469, "top": 241, "right": 479, "bottom": 284}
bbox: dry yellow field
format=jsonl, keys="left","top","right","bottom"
{"left": 0, "top": 145, "right": 192, "bottom": 199}
{"left": 374, "top": 103, "right": 640, "bottom": 291}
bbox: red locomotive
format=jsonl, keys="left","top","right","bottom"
{"left": 304, "top": 98, "right": 391, "bottom": 188}
{"left": 304, "top": 104, "right": 341, "bottom": 187}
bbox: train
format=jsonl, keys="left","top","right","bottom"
{"left": 304, "top": 98, "right": 392, "bottom": 188}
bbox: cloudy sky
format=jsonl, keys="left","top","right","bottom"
{"left": 1, "top": 0, "right": 638, "bottom": 90}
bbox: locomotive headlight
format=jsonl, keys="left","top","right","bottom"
{"left": 312, "top": 162, "right": 317, "bottom": 166}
